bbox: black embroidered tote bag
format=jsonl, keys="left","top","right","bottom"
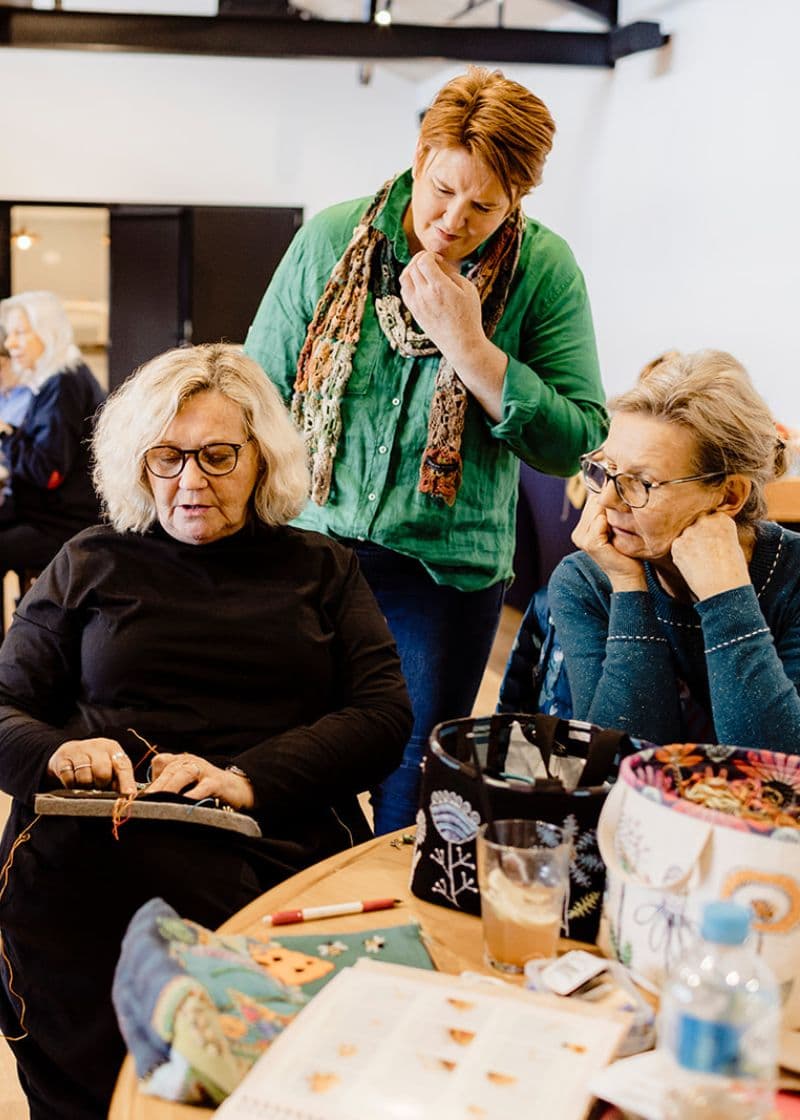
{"left": 409, "top": 711, "right": 638, "bottom": 944}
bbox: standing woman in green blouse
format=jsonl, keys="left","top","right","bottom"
{"left": 245, "top": 66, "right": 607, "bottom": 833}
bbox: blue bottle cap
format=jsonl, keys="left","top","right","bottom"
{"left": 701, "top": 901, "right": 751, "bottom": 945}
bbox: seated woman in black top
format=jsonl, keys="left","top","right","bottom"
{"left": 0, "top": 343, "right": 412, "bottom": 1120}
{"left": 0, "top": 290, "right": 105, "bottom": 568}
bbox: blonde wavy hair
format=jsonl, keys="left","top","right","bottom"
{"left": 93, "top": 344, "right": 309, "bottom": 533}
{"left": 611, "top": 350, "right": 787, "bottom": 525}
{"left": 418, "top": 66, "right": 556, "bottom": 201}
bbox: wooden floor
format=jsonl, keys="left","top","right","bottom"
{"left": 472, "top": 601, "right": 521, "bottom": 717}
{"left": 0, "top": 605, "right": 522, "bottom": 1119}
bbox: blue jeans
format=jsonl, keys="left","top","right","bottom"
{"left": 349, "top": 540, "right": 505, "bottom": 835}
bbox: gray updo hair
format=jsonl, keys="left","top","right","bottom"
{"left": 610, "top": 350, "right": 786, "bottom": 525}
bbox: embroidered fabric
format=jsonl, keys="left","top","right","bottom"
{"left": 113, "top": 897, "right": 434, "bottom": 1105}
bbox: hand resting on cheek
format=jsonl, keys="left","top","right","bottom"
{"left": 670, "top": 511, "right": 751, "bottom": 602}
{"left": 571, "top": 495, "right": 648, "bottom": 593}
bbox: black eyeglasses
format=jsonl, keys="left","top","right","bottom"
{"left": 143, "top": 438, "right": 252, "bottom": 479}
{"left": 580, "top": 454, "right": 726, "bottom": 510}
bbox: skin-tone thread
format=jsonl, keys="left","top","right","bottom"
{"left": 0, "top": 816, "right": 42, "bottom": 1040}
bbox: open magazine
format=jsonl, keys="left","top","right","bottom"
{"left": 216, "top": 959, "right": 630, "bottom": 1120}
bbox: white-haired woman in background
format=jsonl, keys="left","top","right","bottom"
{"left": 0, "top": 290, "right": 105, "bottom": 569}
{"left": 0, "top": 343, "right": 411, "bottom": 1120}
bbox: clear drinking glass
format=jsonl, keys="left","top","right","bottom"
{"left": 477, "top": 819, "right": 570, "bottom": 974}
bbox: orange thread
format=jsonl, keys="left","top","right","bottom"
{"left": 0, "top": 814, "right": 42, "bottom": 1041}
{"left": 127, "top": 726, "right": 160, "bottom": 773}
{"left": 110, "top": 729, "right": 161, "bottom": 840}
{"left": 111, "top": 793, "right": 137, "bottom": 840}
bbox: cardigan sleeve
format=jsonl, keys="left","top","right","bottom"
{"left": 217, "top": 549, "right": 412, "bottom": 812}
{"left": 2, "top": 371, "right": 95, "bottom": 491}
{"left": 548, "top": 553, "right": 684, "bottom": 741}
{"left": 696, "top": 583, "right": 800, "bottom": 751}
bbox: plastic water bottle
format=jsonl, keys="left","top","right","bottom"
{"left": 659, "top": 900, "right": 780, "bottom": 1120}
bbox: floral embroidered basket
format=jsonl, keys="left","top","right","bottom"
{"left": 409, "top": 712, "right": 636, "bottom": 943}
{"left": 597, "top": 743, "right": 800, "bottom": 1026}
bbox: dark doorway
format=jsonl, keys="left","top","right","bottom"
{"left": 190, "top": 206, "right": 302, "bottom": 346}
{"left": 1, "top": 199, "right": 303, "bottom": 392}
{"left": 109, "top": 207, "right": 187, "bottom": 390}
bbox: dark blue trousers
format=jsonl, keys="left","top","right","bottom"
{"left": 350, "top": 540, "right": 505, "bottom": 835}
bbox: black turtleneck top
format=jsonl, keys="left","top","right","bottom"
{"left": 0, "top": 520, "right": 412, "bottom": 869}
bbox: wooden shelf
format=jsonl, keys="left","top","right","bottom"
{"left": 766, "top": 477, "right": 800, "bottom": 524}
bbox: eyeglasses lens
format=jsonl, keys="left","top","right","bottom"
{"left": 616, "top": 475, "right": 648, "bottom": 508}
{"left": 581, "top": 459, "right": 649, "bottom": 508}
{"left": 198, "top": 446, "right": 238, "bottom": 474}
{"left": 145, "top": 449, "right": 183, "bottom": 477}
{"left": 582, "top": 460, "right": 607, "bottom": 493}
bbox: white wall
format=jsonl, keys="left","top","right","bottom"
{"left": 1, "top": 0, "right": 799, "bottom": 420}
{"left": 0, "top": 49, "right": 418, "bottom": 216}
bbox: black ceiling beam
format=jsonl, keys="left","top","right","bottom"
{"left": 218, "top": 1, "right": 301, "bottom": 14}
{"left": 608, "top": 18, "right": 666, "bottom": 61}
{"left": 562, "top": 1, "right": 619, "bottom": 23}
{"left": 0, "top": 8, "right": 668, "bottom": 67}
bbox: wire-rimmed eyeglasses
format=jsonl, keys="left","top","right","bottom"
{"left": 143, "top": 438, "right": 253, "bottom": 479}
{"left": 580, "top": 454, "right": 726, "bottom": 510}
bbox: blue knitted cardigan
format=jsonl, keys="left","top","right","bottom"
{"left": 548, "top": 520, "right": 800, "bottom": 750}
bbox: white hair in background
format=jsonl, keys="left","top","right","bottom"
{"left": 0, "top": 290, "right": 83, "bottom": 391}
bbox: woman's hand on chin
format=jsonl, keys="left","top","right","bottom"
{"left": 571, "top": 496, "right": 647, "bottom": 592}
{"left": 670, "top": 512, "right": 751, "bottom": 601}
{"left": 399, "top": 251, "right": 485, "bottom": 361}
{"left": 146, "top": 752, "right": 256, "bottom": 811}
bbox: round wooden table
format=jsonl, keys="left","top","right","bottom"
{"left": 108, "top": 827, "right": 800, "bottom": 1118}
{"left": 109, "top": 829, "right": 511, "bottom": 1119}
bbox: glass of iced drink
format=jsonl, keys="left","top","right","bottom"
{"left": 477, "top": 819, "right": 570, "bottom": 974}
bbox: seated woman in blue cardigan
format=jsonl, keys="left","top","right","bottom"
{"left": 548, "top": 349, "right": 800, "bottom": 750}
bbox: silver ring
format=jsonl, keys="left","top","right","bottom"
{"left": 57, "top": 764, "right": 74, "bottom": 774}
{"left": 111, "top": 751, "right": 126, "bottom": 762}
{"left": 73, "top": 763, "right": 92, "bottom": 772}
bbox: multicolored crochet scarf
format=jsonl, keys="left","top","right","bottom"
{"left": 291, "top": 177, "right": 525, "bottom": 507}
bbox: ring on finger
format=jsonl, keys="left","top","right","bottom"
{"left": 111, "top": 751, "right": 127, "bottom": 763}
{"left": 74, "top": 763, "right": 92, "bottom": 772}
{"left": 57, "top": 764, "right": 74, "bottom": 774}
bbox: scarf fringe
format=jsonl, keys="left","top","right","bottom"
{"left": 291, "top": 176, "right": 524, "bottom": 507}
